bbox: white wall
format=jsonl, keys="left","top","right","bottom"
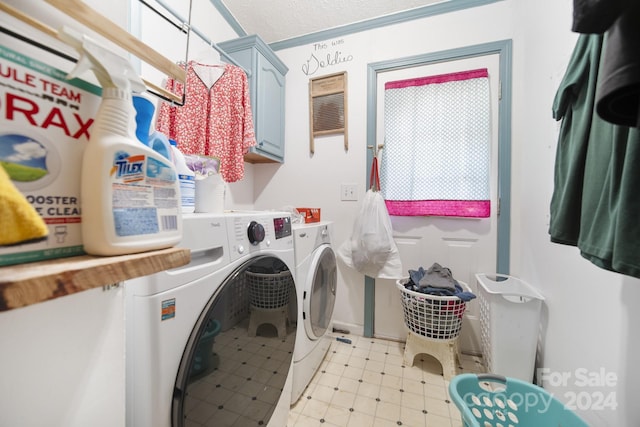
{"left": 253, "top": 0, "right": 637, "bottom": 425}
{"left": 0, "top": 287, "right": 125, "bottom": 427}
{"left": 514, "top": 1, "right": 640, "bottom": 426}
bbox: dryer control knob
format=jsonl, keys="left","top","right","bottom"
{"left": 247, "top": 221, "right": 265, "bottom": 245}
{"left": 237, "top": 245, "right": 245, "bottom": 254}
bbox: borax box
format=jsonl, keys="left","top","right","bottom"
{"left": 0, "top": 41, "right": 101, "bottom": 266}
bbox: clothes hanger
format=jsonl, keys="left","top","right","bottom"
{"left": 190, "top": 40, "right": 226, "bottom": 89}
{"left": 192, "top": 40, "right": 222, "bottom": 65}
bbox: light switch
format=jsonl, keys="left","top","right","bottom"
{"left": 341, "top": 184, "right": 358, "bottom": 201}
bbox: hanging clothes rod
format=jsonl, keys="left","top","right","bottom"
{"left": 139, "top": 0, "right": 186, "bottom": 34}
{"left": 0, "top": 1, "right": 183, "bottom": 103}
{"left": 154, "top": 0, "right": 249, "bottom": 74}
{"left": 44, "top": 0, "right": 186, "bottom": 83}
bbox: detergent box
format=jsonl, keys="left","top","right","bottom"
{"left": 296, "top": 207, "right": 321, "bottom": 223}
{"left": 0, "top": 39, "right": 101, "bottom": 266}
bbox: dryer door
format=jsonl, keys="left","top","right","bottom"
{"left": 303, "top": 245, "right": 337, "bottom": 340}
{"left": 172, "top": 255, "right": 296, "bottom": 427}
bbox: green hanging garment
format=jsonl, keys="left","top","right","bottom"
{"left": 550, "top": 34, "right": 640, "bottom": 278}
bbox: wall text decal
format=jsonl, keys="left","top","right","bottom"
{"left": 302, "top": 39, "right": 353, "bottom": 76}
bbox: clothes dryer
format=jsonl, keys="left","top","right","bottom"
{"left": 125, "top": 212, "right": 296, "bottom": 427}
{"left": 291, "top": 221, "right": 337, "bottom": 404}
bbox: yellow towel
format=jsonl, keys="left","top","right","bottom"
{"left": 0, "top": 166, "right": 48, "bottom": 246}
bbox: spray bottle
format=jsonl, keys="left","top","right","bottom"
{"left": 59, "top": 27, "right": 182, "bottom": 256}
{"left": 132, "top": 93, "right": 173, "bottom": 160}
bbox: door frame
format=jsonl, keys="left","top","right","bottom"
{"left": 364, "top": 39, "right": 513, "bottom": 337}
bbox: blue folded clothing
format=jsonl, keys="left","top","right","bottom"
{"left": 406, "top": 265, "right": 476, "bottom": 302}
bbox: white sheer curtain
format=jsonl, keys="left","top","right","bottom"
{"left": 380, "top": 68, "right": 491, "bottom": 217}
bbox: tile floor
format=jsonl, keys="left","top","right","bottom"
{"left": 288, "top": 332, "right": 484, "bottom": 427}
{"left": 183, "top": 315, "right": 296, "bottom": 426}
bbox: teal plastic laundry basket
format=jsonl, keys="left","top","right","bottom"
{"left": 449, "top": 373, "right": 589, "bottom": 427}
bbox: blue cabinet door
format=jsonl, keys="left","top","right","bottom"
{"left": 219, "top": 35, "right": 288, "bottom": 163}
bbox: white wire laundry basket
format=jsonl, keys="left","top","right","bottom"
{"left": 246, "top": 270, "right": 293, "bottom": 309}
{"left": 397, "top": 278, "right": 472, "bottom": 341}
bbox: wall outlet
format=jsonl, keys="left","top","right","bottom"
{"left": 341, "top": 184, "right": 358, "bottom": 201}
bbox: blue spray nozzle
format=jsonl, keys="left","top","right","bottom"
{"left": 132, "top": 94, "right": 155, "bottom": 144}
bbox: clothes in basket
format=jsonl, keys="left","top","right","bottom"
{"left": 405, "top": 263, "right": 476, "bottom": 302}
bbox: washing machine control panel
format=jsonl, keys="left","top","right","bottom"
{"left": 273, "top": 216, "right": 292, "bottom": 239}
{"left": 247, "top": 220, "right": 266, "bottom": 244}
{"left": 226, "top": 212, "right": 294, "bottom": 261}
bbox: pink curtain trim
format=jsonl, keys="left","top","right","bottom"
{"left": 385, "top": 200, "right": 491, "bottom": 218}
{"left": 385, "top": 68, "right": 489, "bottom": 90}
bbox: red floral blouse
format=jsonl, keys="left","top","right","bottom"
{"left": 157, "top": 61, "right": 256, "bottom": 183}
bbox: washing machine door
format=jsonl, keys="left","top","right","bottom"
{"left": 171, "top": 256, "right": 296, "bottom": 427}
{"left": 303, "top": 245, "right": 337, "bottom": 340}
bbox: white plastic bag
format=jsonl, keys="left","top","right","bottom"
{"left": 338, "top": 189, "right": 403, "bottom": 279}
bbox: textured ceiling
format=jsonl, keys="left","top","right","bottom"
{"left": 220, "top": 0, "right": 443, "bottom": 43}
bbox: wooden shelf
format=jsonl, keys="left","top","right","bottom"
{"left": 0, "top": 247, "right": 191, "bottom": 312}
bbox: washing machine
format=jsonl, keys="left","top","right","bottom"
{"left": 291, "top": 221, "right": 337, "bottom": 404}
{"left": 125, "top": 211, "right": 296, "bottom": 427}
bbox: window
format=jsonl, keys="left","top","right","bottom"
{"left": 380, "top": 68, "right": 491, "bottom": 218}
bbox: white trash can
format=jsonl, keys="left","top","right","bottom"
{"left": 475, "top": 273, "right": 545, "bottom": 382}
